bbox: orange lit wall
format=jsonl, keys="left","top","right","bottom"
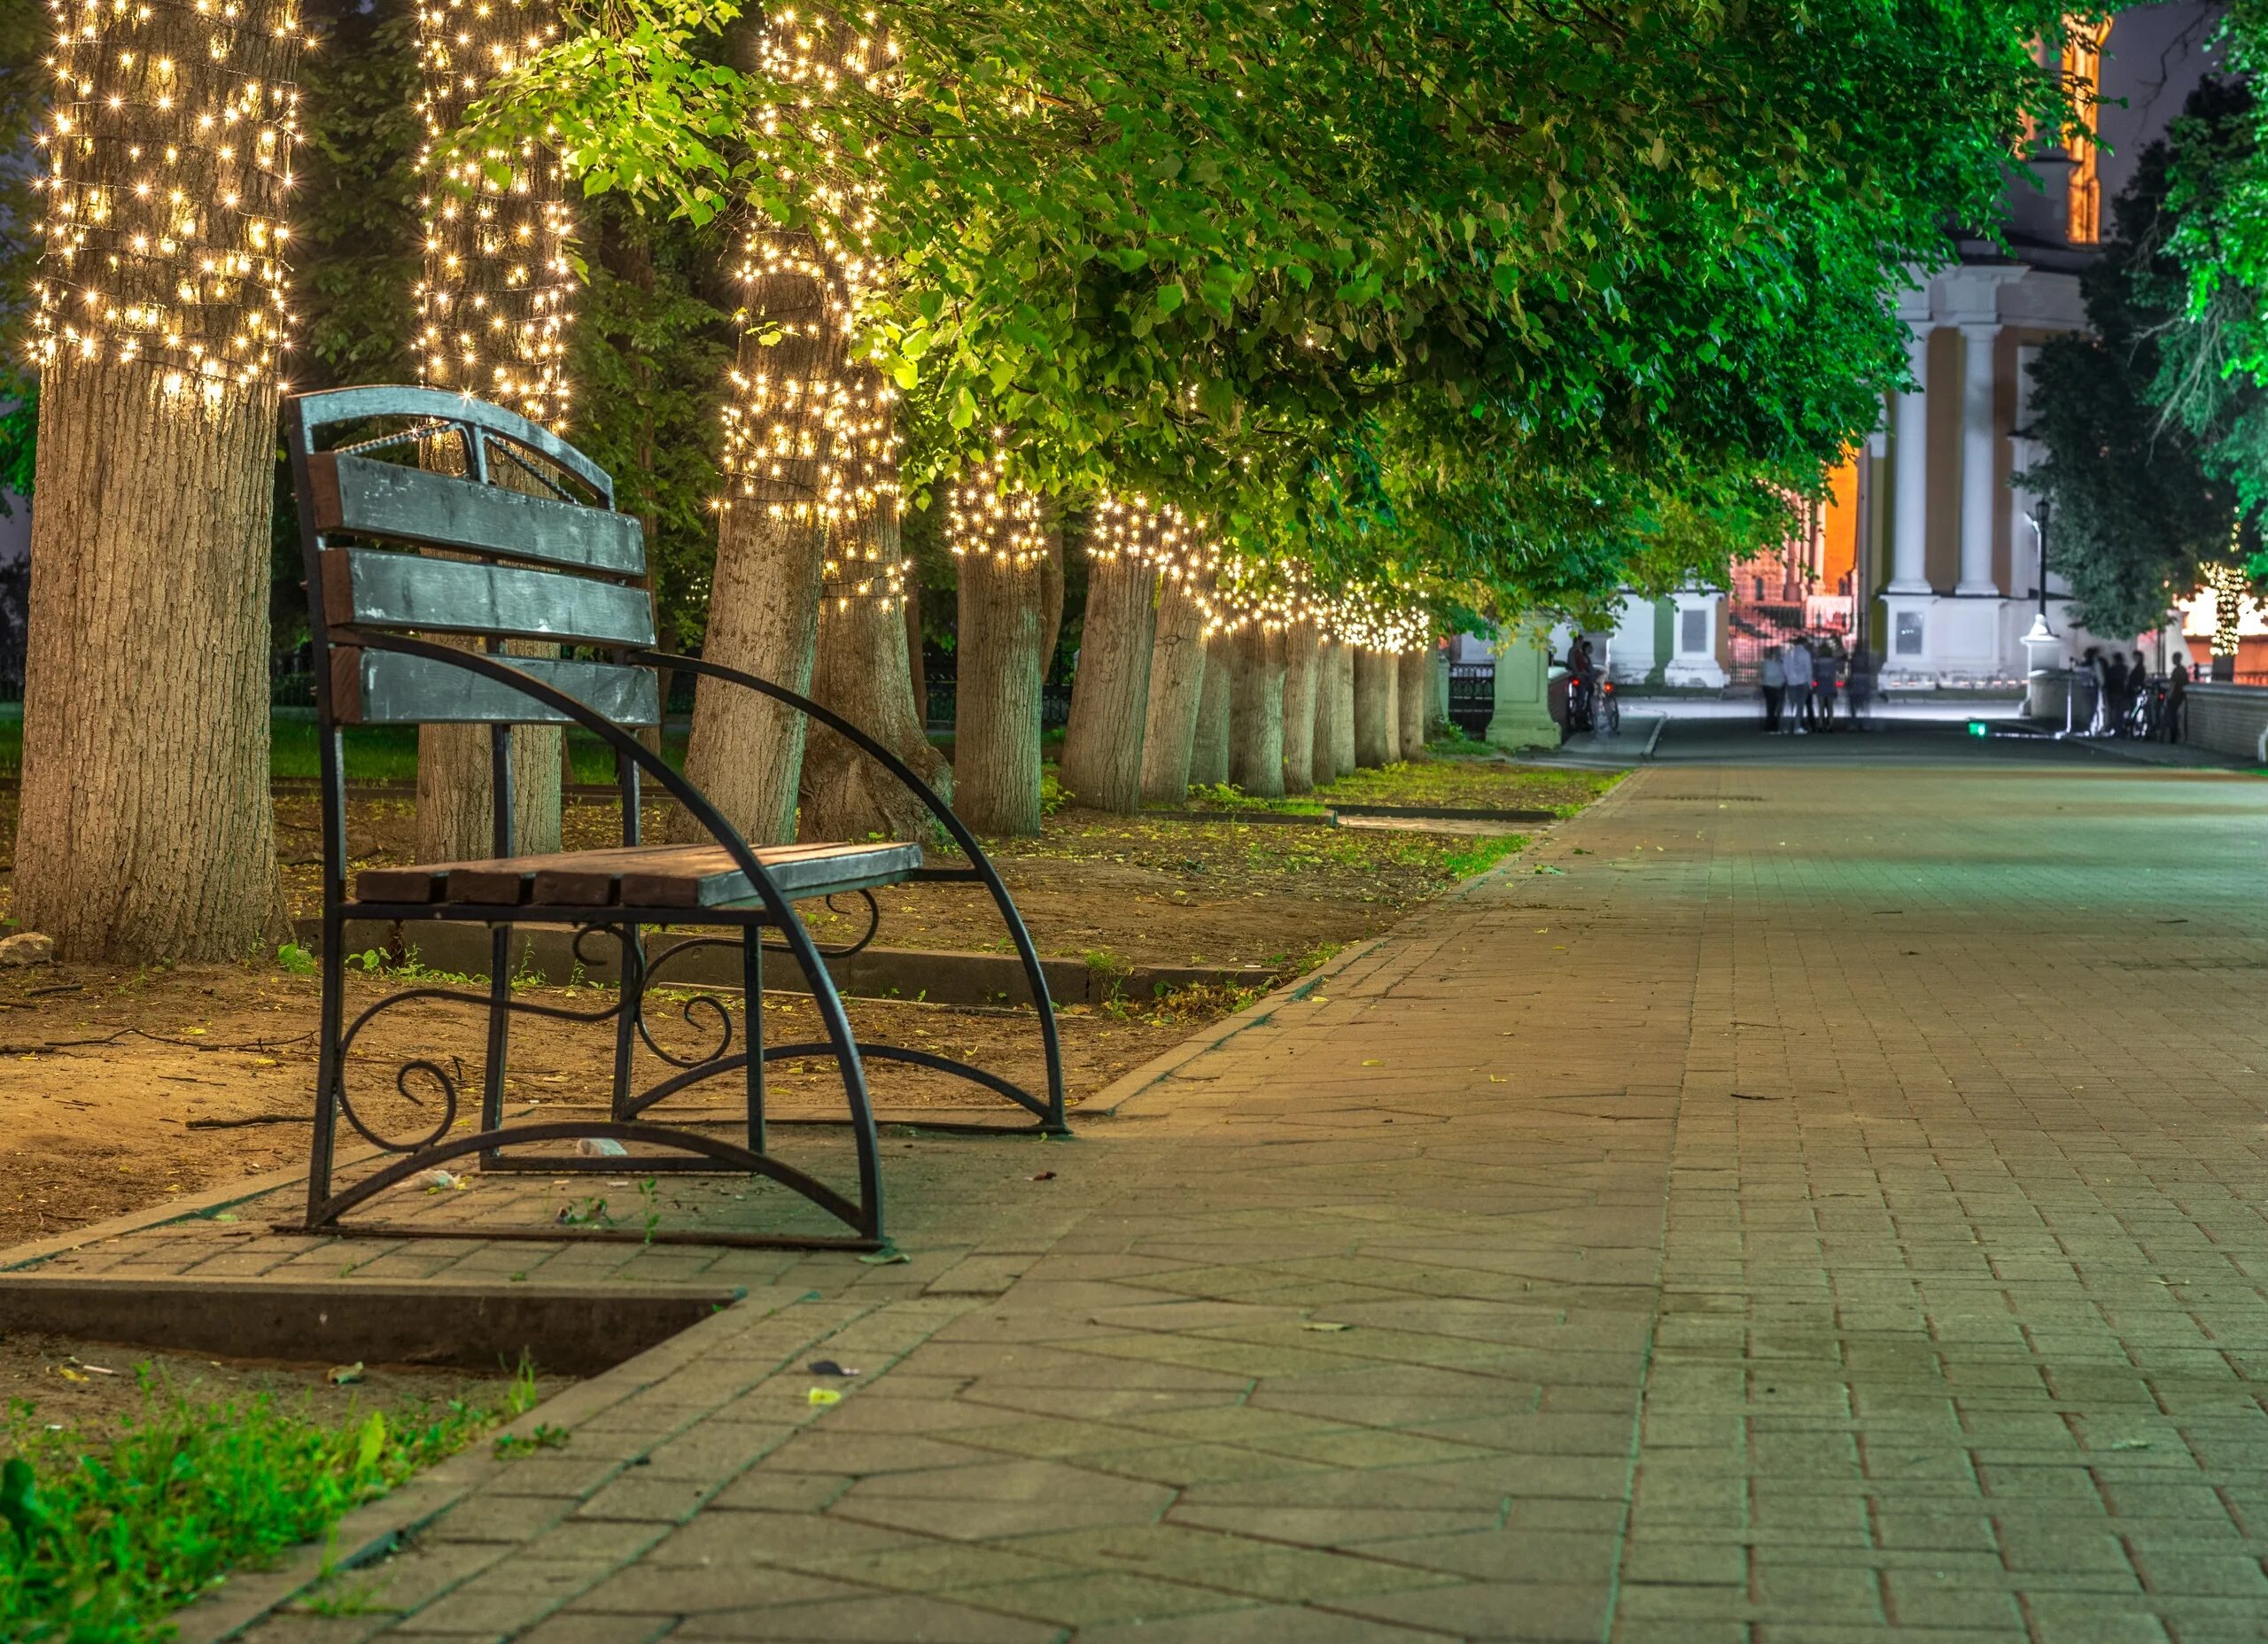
{"left": 1821, "top": 455, "right": 1859, "bottom": 591}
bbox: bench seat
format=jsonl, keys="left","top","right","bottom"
{"left": 355, "top": 841, "right": 923, "bottom": 911}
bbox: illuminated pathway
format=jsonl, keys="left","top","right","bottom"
{"left": 194, "top": 740, "right": 2268, "bottom": 1642}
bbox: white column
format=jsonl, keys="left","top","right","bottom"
{"left": 1956, "top": 322, "right": 2000, "bottom": 595}
{"left": 1889, "top": 330, "right": 1931, "bottom": 593}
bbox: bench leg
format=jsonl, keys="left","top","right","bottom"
{"left": 745, "top": 934, "right": 765, "bottom": 1153}
{"left": 481, "top": 923, "right": 512, "bottom": 1144}
{"left": 610, "top": 922, "right": 641, "bottom": 1121}
{"left": 306, "top": 908, "right": 348, "bottom": 1228}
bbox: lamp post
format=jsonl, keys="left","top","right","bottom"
{"left": 2023, "top": 500, "right": 2055, "bottom": 643}
{"left": 2021, "top": 501, "right": 2066, "bottom": 723}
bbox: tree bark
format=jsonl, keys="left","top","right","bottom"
{"left": 799, "top": 497, "right": 951, "bottom": 841}
{"left": 1280, "top": 621, "right": 1322, "bottom": 794}
{"left": 1189, "top": 643, "right": 1231, "bottom": 787}
{"left": 16, "top": 365, "right": 284, "bottom": 960}
{"left": 1353, "top": 648, "right": 1396, "bottom": 767}
{"left": 1138, "top": 577, "right": 1211, "bottom": 804}
{"left": 1397, "top": 648, "right": 1429, "bottom": 760}
{"left": 953, "top": 543, "right": 1046, "bottom": 835}
{"left": 905, "top": 582, "right": 928, "bottom": 730}
{"left": 1057, "top": 554, "right": 1156, "bottom": 812}
{"left": 1228, "top": 625, "right": 1287, "bottom": 798}
{"left": 672, "top": 250, "right": 841, "bottom": 845}
{"left": 1038, "top": 532, "right": 1067, "bottom": 683}
{"left": 1324, "top": 640, "right": 1356, "bottom": 778}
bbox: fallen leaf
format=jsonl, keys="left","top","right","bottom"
{"left": 1301, "top": 1322, "right": 1354, "bottom": 1332}
{"left": 807, "top": 1388, "right": 843, "bottom": 1407}
{"left": 858, "top": 1249, "right": 910, "bottom": 1266}
{"left": 1029, "top": 1170, "right": 1056, "bottom": 1182}
{"left": 1489, "top": 1074, "right": 1508, "bottom": 1084}
{"left": 328, "top": 1362, "right": 366, "bottom": 1385}
{"left": 1361, "top": 1059, "right": 1383, "bottom": 1066}
{"left": 807, "top": 1360, "right": 861, "bottom": 1377}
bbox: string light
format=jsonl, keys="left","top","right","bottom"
{"left": 29, "top": 0, "right": 305, "bottom": 401}
{"left": 718, "top": 8, "right": 907, "bottom": 609}
{"left": 947, "top": 436, "right": 1047, "bottom": 572}
{"left": 411, "top": 0, "right": 574, "bottom": 428}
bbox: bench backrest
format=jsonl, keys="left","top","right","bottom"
{"left": 285, "top": 386, "right": 661, "bottom": 728}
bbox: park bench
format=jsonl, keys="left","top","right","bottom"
{"left": 285, "top": 385, "right": 1064, "bottom": 1250}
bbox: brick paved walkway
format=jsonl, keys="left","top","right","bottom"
{"left": 162, "top": 746, "right": 2268, "bottom": 1641}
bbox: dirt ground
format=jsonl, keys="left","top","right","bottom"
{"left": 0, "top": 756, "right": 1608, "bottom": 1250}
{"left": 0, "top": 1328, "right": 535, "bottom": 1438}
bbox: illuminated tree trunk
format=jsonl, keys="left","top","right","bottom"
{"left": 14, "top": 0, "right": 301, "bottom": 962}
{"left": 1397, "top": 649, "right": 1428, "bottom": 760}
{"left": 672, "top": 272, "right": 838, "bottom": 845}
{"left": 1228, "top": 625, "right": 1286, "bottom": 798}
{"left": 1329, "top": 643, "right": 1358, "bottom": 777}
{"left": 1058, "top": 555, "right": 1155, "bottom": 812}
{"left": 1189, "top": 644, "right": 1231, "bottom": 787}
{"left": 1039, "top": 531, "right": 1067, "bottom": 681}
{"left": 1280, "top": 621, "right": 1322, "bottom": 794}
{"left": 1139, "top": 577, "right": 1210, "bottom": 804}
{"left": 955, "top": 541, "right": 1047, "bottom": 837}
{"left": 16, "top": 368, "right": 284, "bottom": 960}
{"left": 1354, "top": 648, "right": 1395, "bottom": 767}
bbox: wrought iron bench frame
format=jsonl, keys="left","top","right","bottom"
{"left": 286, "top": 385, "right": 1064, "bottom": 1252}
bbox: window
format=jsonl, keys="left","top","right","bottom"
{"left": 1680, "top": 609, "right": 1707, "bottom": 655}
{"left": 1895, "top": 610, "right": 1925, "bottom": 656}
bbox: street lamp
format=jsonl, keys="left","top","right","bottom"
{"left": 2023, "top": 500, "right": 2056, "bottom": 643}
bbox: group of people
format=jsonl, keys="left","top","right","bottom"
{"left": 1759, "top": 635, "right": 1874, "bottom": 733}
{"left": 2081, "top": 647, "right": 2187, "bottom": 740}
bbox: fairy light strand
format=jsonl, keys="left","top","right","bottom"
{"left": 718, "top": 8, "right": 906, "bottom": 609}
{"left": 411, "top": 0, "right": 575, "bottom": 428}
{"left": 29, "top": 0, "right": 306, "bottom": 400}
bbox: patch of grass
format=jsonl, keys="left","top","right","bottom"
{"left": 0, "top": 1362, "right": 538, "bottom": 1643}
{"left": 1443, "top": 834, "right": 1529, "bottom": 879}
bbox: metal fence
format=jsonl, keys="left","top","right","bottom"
{"left": 1448, "top": 662, "right": 1494, "bottom": 737}
{"left": 919, "top": 663, "right": 1074, "bottom": 733}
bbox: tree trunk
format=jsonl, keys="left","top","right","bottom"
{"left": 1397, "top": 648, "right": 1429, "bottom": 760}
{"left": 799, "top": 499, "right": 951, "bottom": 841}
{"left": 417, "top": 639, "right": 563, "bottom": 861}
{"left": 905, "top": 583, "right": 928, "bottom": 729}
{"left": 13, "top": 0, "right": 299, "bottom": 961}
{"left": 1057, "top": 554, "right": 1156, "bottom": 812}
{"left": 1318, "top": 640, "right": 1355, "bottom": 779}
{"left": 1038, "top": 532, "right": 1067, "bottom": 682}
{"left": 1280, "top": 621, "right": 1322, "bottom": 794}
{"left": 16, "top": 366, "right": 284, "bottom": 961}
{"left": 1138, "top": 577, "right": 1211, "bottom": 804}
{"left": 1228, "top": 625, "right": 1287, "bottom": 797}
{"left": 1189, "top": 644, "right": 1231, "bottom": 787}
{"left": 1353, "top": 648, "right": 1396, "bottom": 767}
{"left": 672, "top": 252, "right": 841, "bottom": 845}
{"left": 953, "top": 544, "right": 1046, "bottom": 835}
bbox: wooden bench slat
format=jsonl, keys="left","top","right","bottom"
{"left": 331, "top": 648, "right": 662, "bottom": 727}
{"left": 310, "top": 451, "right": 645, "bottom": 575}
{"left": 353, "top": 841, "right": 923, "bottom": 911}
{"left": 321, "top": 548, "right": 657, "bottom": 648}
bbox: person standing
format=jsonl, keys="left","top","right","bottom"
{"left": 2105, "top": 650, "right": 2130, "bottom": 736}
{"left": 1783, "top": 635, "right": 1814, "bottom": 734}
{"left": 2083, "top": 647, "right": 2109, "bottom": 734}
{"left": 2132, "top": 648, "right": 2152, "bottom": 735}
{"left": 2166, "top": 657, "right": 2189, "bottom": 742}
{"left": 1759, "top": 646, "right": 1785, "bottom": 733}
{"left": 1814, "top": 640, "right": 1841, "bottom": 732}
{"left": 1845, "top": 645, "right": 1876, "bottom": 729}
